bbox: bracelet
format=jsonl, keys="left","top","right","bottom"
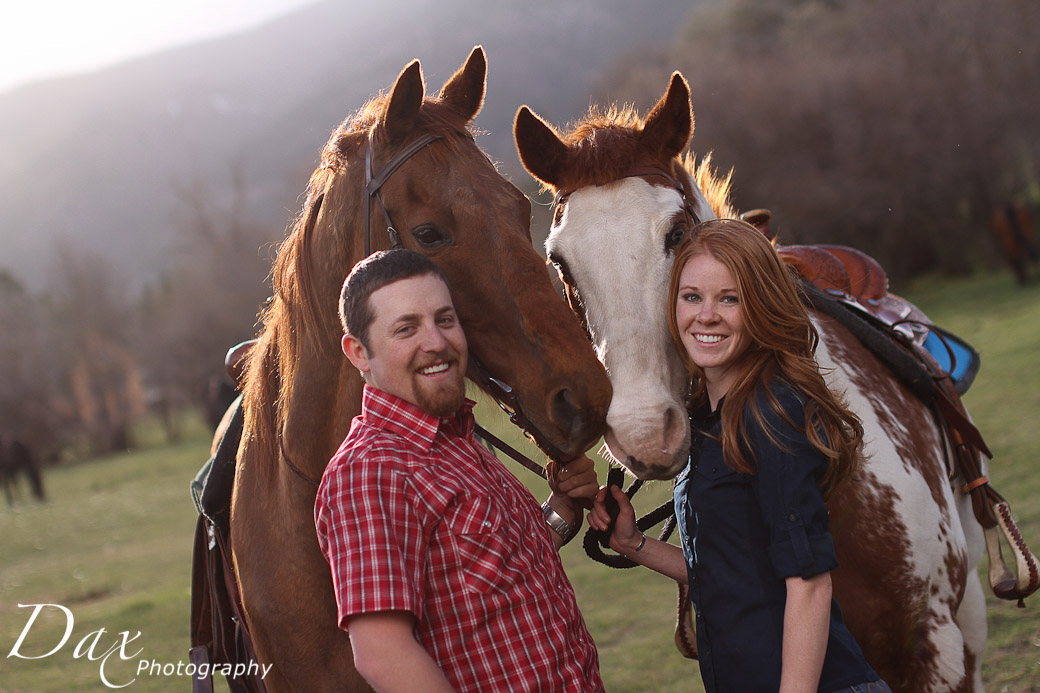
{"left": 633, "top": 533, "right": 647, "bottom": 553}
{"left": 542, "top": 502, "right": 579, "bottom": 545}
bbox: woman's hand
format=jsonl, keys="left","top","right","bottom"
{"left": 589, "top": 484, "right": 689, "bottom": 582}
{"left": 588, "top": 484, "right": 643, "bottom": 556}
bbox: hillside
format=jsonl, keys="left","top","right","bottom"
{"left": 0, "top": 0, "right": 700, "bottom": 290}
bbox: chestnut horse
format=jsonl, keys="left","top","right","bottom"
{"left": 514, "top": 74, "right": 990, "bottom": 691}
{"left": 231, "top": 47, "right": 611, "bottom": 691}
{"left": 990, "top": 203, "right": 1039, "bottom": 285}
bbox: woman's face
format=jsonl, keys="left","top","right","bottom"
{"left": 675, "top": 252, "right": 751, "bottom": 402}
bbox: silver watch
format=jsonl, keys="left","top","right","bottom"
{"left": 542, "top": 502, "right": 579, "bottom": 544}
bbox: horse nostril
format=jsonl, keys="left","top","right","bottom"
{"left": 550, "top": 387, "right": 583, "bottom": 438}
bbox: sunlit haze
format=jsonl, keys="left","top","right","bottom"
{"left": 0, "top": 0, "right": 317, "bottom": 95}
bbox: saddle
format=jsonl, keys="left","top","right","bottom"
{"left": 189, "top": 395, "right": 267, "bottom": 693}
{"left": 778, "top": 242, "right": 1038, "bottom": 604}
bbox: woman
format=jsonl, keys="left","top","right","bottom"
{"left": 589, "top": 219, "right": 889, "bottom": 693}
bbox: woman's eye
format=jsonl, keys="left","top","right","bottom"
{"left": 412, "top": 225, "right": 451, "bottom": 248}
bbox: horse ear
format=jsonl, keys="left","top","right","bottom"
{"left": 640, "top": 72, "right": 693, "bottom": 160}
{"left": 439, "top": 45, "right": 486, "bottom": 123}
{"left": 514, "top": 106, "right": 569, "bottom": 188}
{"left": 383, "top": 60, "right": 425, "bottom": 142}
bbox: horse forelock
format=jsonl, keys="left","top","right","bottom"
{"left": 546, "top": 107, "right": 735, "bottom": 224}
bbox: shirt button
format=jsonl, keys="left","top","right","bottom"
{"left": 788, "top": 514, "right": 798, "bottom": 522}
{"left": 483, "top": 521, "right": 492, "bottom": 529}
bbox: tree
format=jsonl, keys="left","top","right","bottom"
{"left": 601, "top": 0, "right": 1040, "bottom": 278}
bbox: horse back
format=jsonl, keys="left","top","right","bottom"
{"left": 813, "top": 313, "right": 983, "bottom": 692}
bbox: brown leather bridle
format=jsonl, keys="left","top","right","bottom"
{"left": 363, "top": 131, "right": 441, "bottom": 256}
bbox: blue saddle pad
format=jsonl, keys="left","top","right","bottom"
{"left": 922, "top": 326, "right": 980, "bottom": 395}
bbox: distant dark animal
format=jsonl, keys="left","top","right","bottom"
{"left": 0, "top": 438, "right": 44, "bottom": 506}
{"left": 990, "top": 203, "right": 1040, "bottom": 284}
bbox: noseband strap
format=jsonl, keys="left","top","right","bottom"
{"left": 363, "top": 132, "right": 441, "bottom": 256}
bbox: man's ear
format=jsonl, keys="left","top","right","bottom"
{"left": 342, "top": 333, "right": 371, "bottom": 375}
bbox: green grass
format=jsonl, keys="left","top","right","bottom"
{"left": 1, "top": 270, "right": 1038, "bottom": 692}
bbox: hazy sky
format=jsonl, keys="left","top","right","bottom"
{"left": 0, "top": 0, "right": 318, "bottom": 95}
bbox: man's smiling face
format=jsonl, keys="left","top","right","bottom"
{"left": 343, "top": 272, "right": 468, "bottom": 417}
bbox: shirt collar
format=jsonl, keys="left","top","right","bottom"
{"left": 691, "top": 394, "right": 724, "bottom": 430}
{"left": 360, "top": 384, "right": 476, "bottom": 452}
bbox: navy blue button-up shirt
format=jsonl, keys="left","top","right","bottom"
{"left": 673, "top": 378, "right": 878, "bottom": 693}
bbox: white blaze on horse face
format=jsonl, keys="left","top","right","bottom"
{"left": 548, "top": 177, "right": 706, "bottom": 479}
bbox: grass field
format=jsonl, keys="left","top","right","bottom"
{"left": 1, "top": 270, "right": 1038, "bottom": 692}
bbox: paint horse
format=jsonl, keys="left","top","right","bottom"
{"left": 229, "top": 47, "right": 611, "bottom": 691}
{"left": 514, "top": 73, "right": 1035, "bottom": 692}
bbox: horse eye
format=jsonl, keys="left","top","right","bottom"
{"left": 665, "top": 224, "right": 686, "bottom": 252}
{"left": 412, "top": 225, "right": 451, "bottom": 248}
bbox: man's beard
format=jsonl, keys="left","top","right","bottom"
{"left": 413, "top": 350, "right": 467, "bottom": 417}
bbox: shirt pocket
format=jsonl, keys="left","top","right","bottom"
{"left": 445, "top": 497, "right": 514, "bottom": 595}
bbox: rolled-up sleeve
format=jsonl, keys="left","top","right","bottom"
{"left": 749, "top": 387, "right": 839, "bottom": 580}
{"left": 315, "top": 453, "right": 426, "bottom": 629}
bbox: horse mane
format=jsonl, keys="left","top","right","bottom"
{"left": 684, "top": 151, "right": 737, "bottom": 220}
{"left": 240, "top": 92, "right": 479, "bottom": 469}
{"left": 554, "top": 104, "right": 736, "bottom": 219}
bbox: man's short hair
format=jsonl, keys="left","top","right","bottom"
{"left": 339, "top": 249, "right": 450, "bottom": 350}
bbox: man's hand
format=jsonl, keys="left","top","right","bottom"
{"left": 547, "top": 453, "right": 599, "bottom": 506}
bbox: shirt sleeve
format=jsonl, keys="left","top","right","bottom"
{"left": 315, "top": 448, "right": 426, "bottom": 629}
{"left": 748, "top": 383, "right": 839, "bottom": 580}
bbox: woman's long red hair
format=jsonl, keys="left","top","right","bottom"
{"left": 667, "top": 219, "right": 864, "bottom": 499}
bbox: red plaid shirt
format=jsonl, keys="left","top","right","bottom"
{"left": 315, "top": 385, "right": 602, "bottom": 693}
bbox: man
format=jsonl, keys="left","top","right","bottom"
{"left": 315, "top": 249, "right": 603, "bottom": 692}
